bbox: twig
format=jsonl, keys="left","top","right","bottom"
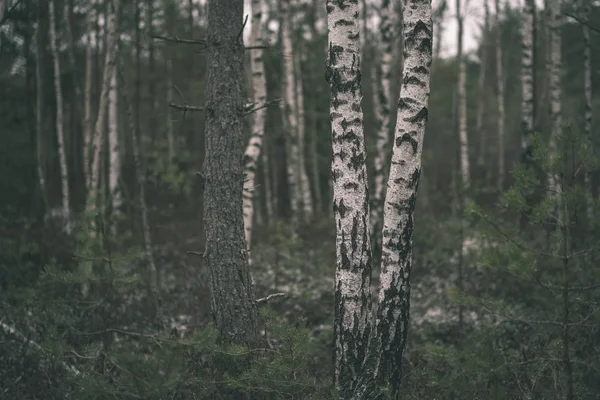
{"left": 237, "top": 15, "right": 249, "bottom": 44}
{"left": 151, "top": 34, "right": 207, "bottom": 46}
{"left": 244, "top": 98, "right": 282, "bottom": 115}
{"left": 565, "top": 12, "right": 600, "bottom": 35}
{"left": 169, "top": 102, "right": 204, "bottom": 112}
{"left": 186, "top": 250, "right": 205, "bottom": 257}
{"left": 0, "top": 0, "right": 24, "bottom": 26}
{"left": 256, "top": 292, "right": 287, "bottom": 304}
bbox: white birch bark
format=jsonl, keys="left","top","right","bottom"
{"left": 281, "top": 0, "right": 301, "bottom": 226}
{"left": 476, "top": 0, "right": 489, "bottom": 168}
{"left": 326, "top": 0, "right": 372, "bottom": 395}
{"left": 371, "top": 0, "right": 432, "bottom": 392}
{"left": 294, "top": 54, "right": 314, "bottom": 218}
{"left": 243, "top": 0, "right": 268, "bottom": 261}
{"left": 108, "top": 64, "right": 122, "bottom": 222}
{"left": 49, "top": 0, "right": 71, "bottom": 233}
{"left": 86, "top": 0, "right": 120, "bottom": 216}
{"left": 83, "top": 1, "right": 95, "bottom": 189}
{"left": 495, "top": 0, "right": 505, "bottom": 191}
{"left": 456, "top": 0, "right": 470, "bottom": 190}
{"left": 581, "top": 1, "right": 593, "bottom": 218}
{"left": 547, "top": 0, "right": 561, "bottom": 191}
{"left": 521, "top": 0, "right": 535, "bottom": 163}
{"left": 371, "top": 0, "right": 396, "bottom": 249}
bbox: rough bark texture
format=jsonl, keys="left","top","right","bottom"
{"left": 581, "top": 1, "right": 593, "bottom": 219}
{"left": 108, "top": 66, "right": 122, "bottom": 219}
{"left": 456, "top": 0, "right": 470, "bottom": 190}
{"left": 372, "top": 0, "right": 432, "bottom": 393}
{"left": 49, "top": 0, "right": 71, "bottom": 231}
{"left": 371, "top": 0, "right": 396, "bottom": 253}
{"left": 476, "top": 0, "right": 489, "bottom": 168}
{"left": 204, "top": 0, "right": 259, "bottom": 347}
{"left": 243, "top": 0, "right": 268, "bottom": 261}
{"left": 86, "top": 0, "right": 120, "bottom": 215}
{"left": 521, "top": 0, "right": 535, "bottom": 164}
{"left": 326, "top": 0, "right": 373, "bottom": 396}
{"left": 495, "top": 0, "right": 505, "bottom": 191}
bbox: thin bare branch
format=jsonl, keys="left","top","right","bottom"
{"left": 256, "top": 292, "right": 286, "bottom": 304}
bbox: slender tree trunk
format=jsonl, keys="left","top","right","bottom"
{"left": 476, "top": 0, "right": 489, "bottom": 169}
{"left": 119, "top": 60, "right": 159, "bottom": 319}
{"left": 548, "top": 0, "right": 561, "bottom": 189}
{"left": 35, "top": 1, "right": 48, "bottom": 210}
{"left": 495, "top": 0, "right": 505, "bottom": 191}
{"left": 326, "top": 1, "right": 372, "bottom": 396}
{"left": 281, "top": 0, "right": 301, "bottom": 227}
{"left": 372, "top": 0, "right": 432, "bottom": 390}
{"left": 243, "top": 0, "right": 268, "bottom": 263}
{"left": 521, "top": 0, "right": 536, "bottom": 165}
{"left": 262, "top": 148, "right": 273, "bottom": 220}
{"left": 166, "top": 57, "right": 175, "bottom": 159}
{"left": 371, "top": 0, "right": 396, "bottom": 255}
{"left": 83, "top": 1, "right": 95, "bottom": 188}
{"left": 295, "top": 54, "right": 314, "bottom": 218}
{"left": 134, "top": 0, "right": 141, "bottom": 153}
{"left": 582, "top": 2, "right": 593, "bottom": 219}
{"left": 204, "top": 0, "right": 259, "bottom": 347}
{"left": 456, "top": 0, "right": 470, "bottom": 191}
{"left": 49, "top": 0, "right": 71, "bottom": 232}
{"left": 108, "top": 65, "right": 122, "bottom": 223}
{"left": 148, "top": 0, "right": 157, "bottom": 141}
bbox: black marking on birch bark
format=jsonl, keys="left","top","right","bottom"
{"left": 396, "top": 133, "right": 419, "bottom": 154}
{"left": 344, "top": 182, "right": 359, "bottom": 190}
{"left": 403, "top": 74, "right": 426, "bottom": 87}
{"left": 335, "top": 198, "right": 348, "bottom": 218}
{"left": 350, "top": 152, "right": 365, "bottom": 171}
{"left": 407, "top": 107, "right": 429, "bottom": 124}
{"left": 341, "top": 117, "right": 362, "bottom": 130}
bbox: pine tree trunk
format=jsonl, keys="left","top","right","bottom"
{"left": 119, "top": 60, "right": 159, "bottom": 319}
{"left": 495, "top": 0, "right": 505, "bottom": 191}
{"left": 326, "top": 1, "right": 372, "bottom": 396}
{"left": 369, "top": 1, "right": 432, "bottom": 395}
{"left": 243, "top": 0, "right": 268, "bottom": 263}
{"left": 281, "top": 0, "right": 301, "bottom": 227}
{"left": 108, "top": 66, "right": 122, "bottom": 223}
{"left": 371, "top": 0, "right": 396, "bottom": 255}
{"left": 521, "top": 0, "right": 536, "bottom": 164}
{"left": 456, "top": 0, "right": 470, "bottom": 191}
{"left": 582, "top": 2, "right": 593, "bottom": 219}
{"left": 204, "top": 0, "right": 259, "bottom": 347}
{"left": 49, "top": 0, "right": 72, "bottom": 232}
{"left": 476, "top": 0, "right": 489, "bottom": 169}
{"left": 35, "top": 2, "right": 48, "bottom": 210}
{"left": 83, "top": 1, "right": 95, "bottom": 188}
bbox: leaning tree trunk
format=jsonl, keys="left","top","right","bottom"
{"left": 582, "top": 1, "right": 593, "bottom": 219}
{"left": 243, "top": 0, "right": 268, "bottom": 263}
{"left": 521, "top": 0, "right": 535, "bottom": 164}
{"left": 495, "top": 0, "right": 505, "bottom": 191}
{"left": 326, "top": 1, "right": 373, "bottom": 397}
{"left": 49, "top": 0, "right": 71, "bottom": 232}
{"left": 456, "top": 0, "right": 470, "bottom": 191}
{"left": 108, "top": 65, "right": 122, "bottom": 223}
{"left": 204, "top": 0, "right": 259, "bottom": 347}
{"left": 476, "top": 0, "right": 489, "bottom": 169}
{"left": 369, "top": 1, "right": 432, "bottom": 396}
{"left": 371, "top": 0, "right": 396, "bottom": 256}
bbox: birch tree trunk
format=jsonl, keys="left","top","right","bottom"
{"left": 83, "top": 1, "right": 95, "bottom": 188}
{"left": 581, "top": 1, "right": 593, "bottom": 218}
{"left": 204, "top": 0, "right": 259, "bottom": 347}
{"left": 370, "top": 1, "right": 432, "bottom": 394}
{"left": 371, "top": 0, "right": 396, "bottom": 254}
{"left": 281, "top": 0, "right": 301, "bottom": 227}
{"left": 476, "top": 0, "right": 489, "bottom": 169}
{"left": 49, "top": 0, "right": 71, "bottom": 232}
{"left": 295, "top": 54, "right": 314, "bottom": 218}
{"left": 108, "top": 65, "right": 122, "bottom": 222}
{"left": 326, "top": 1, "right": 372, "bottom": 396}
{"left": 86, "top": 0, "right": 120, "bottom": 216}
{"left": 35, "top": 3, "right": 48, "bottom": 210}
{"left": 521, "top": 0, "right": 535, "bottom": 165}
{"left": 495, "top": 0, "right": 505, "bottom": 191}
{"left": 456, "top": 0, "right": 470, "bottom": 191}
{"left": 243, "top": 0, "right": 268, "bottom": 262}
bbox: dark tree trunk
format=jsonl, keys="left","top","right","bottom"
{"left": 203, "top": 0, "right": 259, "bottom": 348}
